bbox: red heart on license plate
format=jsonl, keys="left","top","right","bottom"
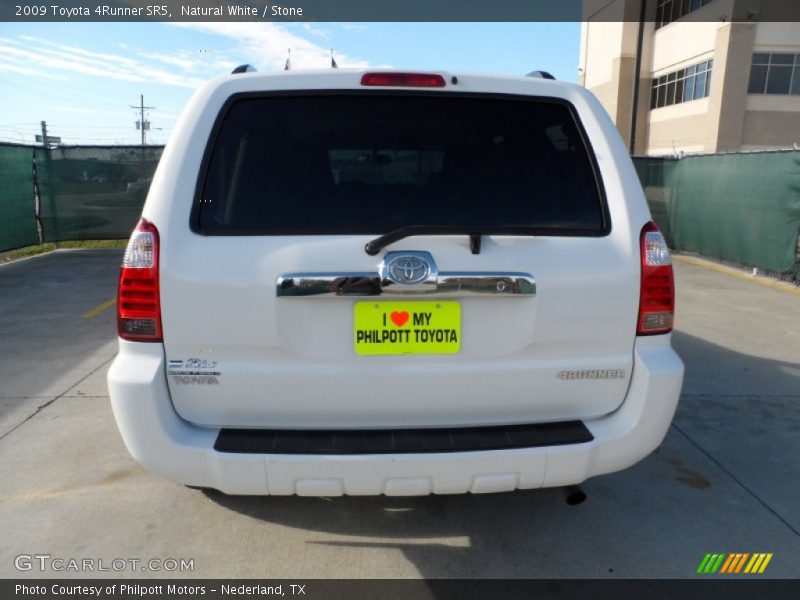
{"left": 390, "top": 311, "right": 409, "bottom": 327}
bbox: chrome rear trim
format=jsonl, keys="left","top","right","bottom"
{"left": 276, "top": 272, "right": 535, "bottom": 297}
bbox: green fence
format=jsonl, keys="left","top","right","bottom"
{"left": 0, "top": 143, "right": 162, "bottom": 253}
{"left": 0, "top": 144, "right": 38, "bottom": 253}
{"left": 38, "top": 145, "right": 163, "bottom": 242}
{"left": 633, "top": 151, "right": 800, "bottom": 276}
{"left": 632, "top": 156, "right": 679, "bottom": 245}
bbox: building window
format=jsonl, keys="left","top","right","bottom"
{"left": 655, "top": 0, "right": 715, "bottom": 31}
{"left": 650, "top": 59, "right": 713, "bottom": 109}
{"left": 748, "top": 53, "right": 800, "bottom": 95}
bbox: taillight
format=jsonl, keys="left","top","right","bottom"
{"left": 360, "top": 72, "right": 446, "bottom": 88}
{"left": 637, "top": 221, "right": 675, "bottom": 335}
{"left": 117, "top": 218, "right": 162, "bottom": 341}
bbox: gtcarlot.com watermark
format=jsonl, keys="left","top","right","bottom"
{"left": 14, "top": 554, "right": 194, "bottom": 573}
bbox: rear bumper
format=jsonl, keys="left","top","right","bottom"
{"left": 107, "top": 337, "right": 683, "bottom": 495}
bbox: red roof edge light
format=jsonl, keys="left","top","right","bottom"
{"left": 360, "top": 72, "right": 446, "bottom": 88}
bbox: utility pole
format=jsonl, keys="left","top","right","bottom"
{"left": 39, "top": 120, "right": 56, "bottom": 247}
{"left": 132, "top": 94, "right": 155, "bottom": 145}
{"left": 40, "top": 120, "right": 49, "bottom": 148}
{"left": 629, "top": 0, "right": 647, "bottom": 155}
{"left": 36, "top": 121, "right": 59, "bottom": 148}
{"left": 132, "top": 95, "right": 155, "bottom": 182}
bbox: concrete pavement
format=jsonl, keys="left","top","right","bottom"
{"left": 0, "top": 249, "right": 797, "bottom": 578}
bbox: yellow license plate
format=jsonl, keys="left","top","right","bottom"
{"left": 354, "top": 301, "right": 461, "bottom": 355}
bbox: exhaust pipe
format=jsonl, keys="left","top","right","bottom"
{"left": 563, "top": 485, "right": 586, "bottom": 505}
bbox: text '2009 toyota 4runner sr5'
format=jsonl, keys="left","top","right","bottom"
{"left": 108, "top": 68, "right": 684, "bottom": 496}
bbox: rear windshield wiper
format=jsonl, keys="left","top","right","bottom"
{"left": 365, "top": 226, "right": 484, "bottom": 256}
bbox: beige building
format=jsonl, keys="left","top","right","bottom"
{"left": 579, "top": 0, "right": 800, "bottom": 155}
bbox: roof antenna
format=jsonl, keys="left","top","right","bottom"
{"left": 284, "top": 48, "right": 291, "bottom": 71}
{"left": 331, "top": 49, "right": 338, "bottom": 69}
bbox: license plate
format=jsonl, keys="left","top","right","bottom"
{"left": 354, "top": 301, "right": 461, "bottom": 355}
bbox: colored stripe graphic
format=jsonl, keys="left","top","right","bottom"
{"left": 744, "top": 554, "right": 760, "bottom": 573}
{"left": 736, "top": 553, "right": 750, "bottom": 573}
{"left": 711, "top": 554, "right": 726, "bottom": 573}
{"left": 697, "top": 554, "right": 713, "bottom": 574}
{"left": 719, "top": 554, "right": 736, "bottom": 573}
{"left": 701, "top": 553, "right": 774, "bottom": 575}
{"left": 726, "top": 553, "right": 749, "bottom": 573}
{"left": 758, "top": 554, "right": 773, "bottom": 573}
{"left": 745, "top": 553, "right": 773, "bottom": 574}
{"left": 699, "top": 553, "right": 726, "bottom": 574}
{"left": 721, "top": 553, "right": 739, "bottom": 574}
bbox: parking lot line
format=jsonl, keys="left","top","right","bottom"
{"left": 673, "top": 255, "right": 800, "bottom": 297}
{"left": 83, "top": 297, "right": 116, "bottom": 319}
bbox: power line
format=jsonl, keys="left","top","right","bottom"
{"left": 42, "top": 124, "right": 174, "bottom": 132}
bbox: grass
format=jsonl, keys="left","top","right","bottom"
{"left": 0, "top": 240, "right": 127, "bottom": 264}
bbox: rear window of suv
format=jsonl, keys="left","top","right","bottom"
{"left": 194, "top": 93, "right": 607, "bottom": 235}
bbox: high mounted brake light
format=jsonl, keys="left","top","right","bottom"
{"left": 360, "top": 72, "right": 446, "bottom": 88}
{"left": 637, "top": 221, "right": 675, "bottom": 335}
{"left": 118, "top": 218, "right": 162, "bottom": 341}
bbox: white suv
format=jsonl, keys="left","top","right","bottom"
{"left": 108, "top": 68, "right": 684, "bottom": 496}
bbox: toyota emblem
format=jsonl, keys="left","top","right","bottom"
{"left": 385, "top": 255, "right": 431, "bottom": 285}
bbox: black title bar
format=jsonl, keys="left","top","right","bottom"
{"left": 2, "top": 0, "right": 800, "bottom": 22}
{"left": 5, "top": 579, "right": 800, "bottom": 600}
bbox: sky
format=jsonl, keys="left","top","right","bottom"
{"left": 0, "top": 22, "right": 580, "bottom": 145}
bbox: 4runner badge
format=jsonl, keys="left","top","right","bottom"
{"left": 557, "top": 369, "right": 626, "bottom": 380}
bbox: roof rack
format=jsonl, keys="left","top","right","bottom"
{"left": 526, "top": 71, "right": 555, "bottom": 80}
{"left": 231, "top": 64, "right": 257, "bottom": 74}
